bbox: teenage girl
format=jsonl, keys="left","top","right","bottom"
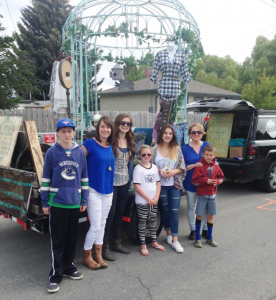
{"left": 151, "top": 124, "right": 186, "bottom": 253}
{"left": 102, "top": 114, "right": 135, "bottom": 261}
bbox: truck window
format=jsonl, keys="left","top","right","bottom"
{"left": 256, "top": 118, "right": 276, "bottom": 140}
{"left": 231, "top": 118, "right": 251, "bottom": 139}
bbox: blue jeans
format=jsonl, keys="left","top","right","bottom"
{"left": 185, "top": 190, "right": 207, "bottom": 231}
{"left": 173, "top": 122, "right": 189, "bottom": 147}
{"left": 159, "top": 185, "right": 181, "bottom": 236}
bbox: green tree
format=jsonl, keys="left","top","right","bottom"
{"left": 126, "top": 65, "right": 149, "bottom": 82}
{"left": 242, "top": 71, "right": 276, "bottom": 109}
{"left": 195, "top": 69, "right": 207, "bottom": 82}
{"left": 15, "top": 0, "right": 73, "bottom": 99}
{"left": 221, "top": 75, "right": 238, "bottom": 91}
{"left": 139, "top": 52, "right": 154, "bottom": 68}
{"left": 253, "top": 57, "right": 271, "bottom": 80}
{"left": 204, "top": 55, "right": 225, "bottom": 77}
{"left": 193, "top": 54, "right": 239, "bottom": 92}
{"left": 114, "top": 53, "right": 153, "bottom": 82}
{"left": 0, "top": 21, "right": 35, "bottom": 109}
{"left": 237, "top": 57, "right": 253, "bottom": 92}
{"left": 251, "top": 36, "right": 270, "bottom": 65}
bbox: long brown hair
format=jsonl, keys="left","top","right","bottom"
{"left": 157, "top": 124, "right": 178, "bottom": 160}
{"left": 95, "top": 116, "right": 115, "bottom": 145}
{"left": 113, "top": 113, "right": 135, "bottom": 160}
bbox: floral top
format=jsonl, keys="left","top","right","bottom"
{"left": 151, "top": 145, "right": 187, "bottom": 191}
{"left": 114, "top": 148, "right": 130, "bottom": 186}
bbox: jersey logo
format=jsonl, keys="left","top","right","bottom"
{"left": 61, "top": 167, "right": 76, "bottom": 180}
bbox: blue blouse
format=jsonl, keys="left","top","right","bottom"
{"left": 83, "top": 139, "right": 115, "bottom": 194}
{"left": 181, "top": 141, "right": 210, "bottom": 192}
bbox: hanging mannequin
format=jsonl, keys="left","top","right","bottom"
{"left": 150, "top": 40, "right": 191, "bottom": 142}
{"left": 167, "top": 41, "right": 176, "bottom": 63}
{"left": 150, "top": 42, "right": 191, "bottom": 101}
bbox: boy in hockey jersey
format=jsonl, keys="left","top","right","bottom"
{"left": 191, "top": 145, "right": 224, "bottom": 248}
{"left": 41, "top": 119, "right": 89, "bottom": 293}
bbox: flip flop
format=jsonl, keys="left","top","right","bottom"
{"left": 151, "top": 244, "right": 166, "bottom": 251}
{"left": 141, "top": 249, "right": 149, "bottom": 256}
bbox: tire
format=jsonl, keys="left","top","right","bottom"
{"left": 259, "top": 161, "right": 276, "bottom": 193}
{"left": 125, "top": 204, "right": 163, "bottom": 244}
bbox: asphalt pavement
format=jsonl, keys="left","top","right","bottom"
{"left": 1, "top": 180, "right": 276, "bottom": 300}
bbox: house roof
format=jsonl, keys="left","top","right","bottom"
{"left": 100, "top": 75, "right": 241, "bottom": 98}
{"left": 112, "top": 63, "right": 124, "bottom": 70}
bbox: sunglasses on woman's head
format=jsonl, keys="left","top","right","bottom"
{"left": 141, "top": 153, "right": 152, "bottom": 157}
{"left": 190, "top": 131, "right": 203, "bottom": 135}
{"left": 120, "top": 121, "right": 131, "bottom": 127}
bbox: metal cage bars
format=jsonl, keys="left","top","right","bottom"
{"left": 62, "top": 0, "right": 200, "bottom": 143}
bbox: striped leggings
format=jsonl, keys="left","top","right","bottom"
{"left": 136, "top": 204, "right": 158, "bottom": 245}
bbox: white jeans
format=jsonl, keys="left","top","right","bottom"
{"left": 84, "top": 188, "right": 113, "bottom": 250}
{"left": 185, "top": 190, "right": 207, "bottom": 231}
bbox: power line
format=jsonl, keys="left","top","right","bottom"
{"left": 5, "top": 0, "right": 16, "bottom": 32}
{"left": 218, "top": 22, "right": 276, "bottom": 53}
{"left": 233, "top": 28, "right": 276, "bottom": 60}
{"left": 258, "top": 0, "right": 276, "bottom": 9}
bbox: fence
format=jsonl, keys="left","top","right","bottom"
{"left": 99, "top": 111, "right": 207, "bottom": 128}
{"left": 0, "top": 109, "right": 56, "bottom": 132}
{"left": 0, "top": 108, "right": 207, "bottom": 132}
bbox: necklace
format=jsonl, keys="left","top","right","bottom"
{"left": 107, "top": 147, "right": 112, "bottom": 171}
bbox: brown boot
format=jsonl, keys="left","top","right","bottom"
{"left": 94, "top": 245, "right": 108, "bottom": 268}
{"left": 83, "top": 249, "right": 100, "bottom": 270}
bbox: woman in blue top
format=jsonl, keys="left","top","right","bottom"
{"left": 82, "top": 116, "right": 115, "bottom": 270}
{"left": 181, "top": 123, "right": 209, "bottom": 241}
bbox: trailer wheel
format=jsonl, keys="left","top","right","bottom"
{"left": 125, "top": 205, "right": 163, "bottom": 244}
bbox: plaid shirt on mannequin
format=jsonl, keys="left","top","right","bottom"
{"left": 150, "top": 50, "right": 191, "bottom": 101}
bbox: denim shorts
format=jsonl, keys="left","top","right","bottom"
{"left": 196, "top": 195, "right": 217, "bottom": 216}
{"left": 173, "top": 122, "right": 189, "bottom": 147}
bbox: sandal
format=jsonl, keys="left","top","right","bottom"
{"left": 151, "top": 243, "right": 166, "bottom": 251}
{"left": 141, "top": 249, "right": 149, "bottom": 256}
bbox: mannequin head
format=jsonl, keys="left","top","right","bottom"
{"left": 167, "top": 41, "right": 175, "bottom": 52}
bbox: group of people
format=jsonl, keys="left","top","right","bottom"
{"left": 40, "top": 114, "right": 225, "bottom": 293}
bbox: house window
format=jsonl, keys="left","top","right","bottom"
{"left": 194, "top": 96, "right": 204, "bottom": 101}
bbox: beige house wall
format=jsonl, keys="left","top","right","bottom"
{"left": 100, "top": 92, "right": 219, "bottom": 112}
{"left": 100, "top": 93, "right": 160, "bottom": 111}
{"left": 100, "top": 92, "right": 198, "bottom": 112}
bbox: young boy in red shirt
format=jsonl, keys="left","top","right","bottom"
{"left": 191, "top": 145, "right": 225, "bottom": 248}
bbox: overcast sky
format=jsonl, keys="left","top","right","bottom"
{"left": 1, "top": 0, "right": 276, "bottom": 90}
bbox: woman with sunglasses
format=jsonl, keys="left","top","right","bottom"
{"left": 102, "top": 114, "right": 135, "bottom": 261}
{"left": 181, "top": 123, "right": 209, "bottom": 241}
{"left": 151, "top": 124, "right": 186, "bottom": 253}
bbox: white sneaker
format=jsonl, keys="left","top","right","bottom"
{"left": 172, "top": 241, "right": 184, "bottom": 253}
{"left": 166, "top": 235, "right": 172, "bottom": 246}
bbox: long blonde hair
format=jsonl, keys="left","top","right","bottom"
{"left": 157, "top": 124, "right": 178, "bottom": 160}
